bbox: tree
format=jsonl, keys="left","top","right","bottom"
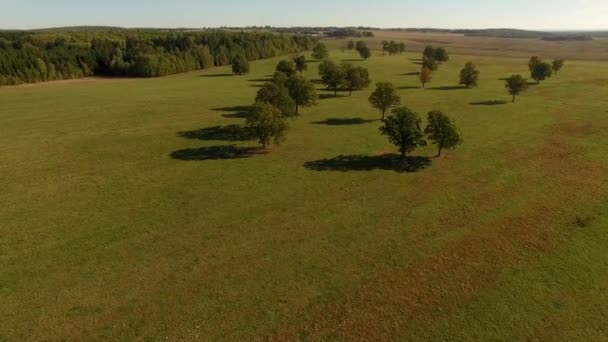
{"left": 312, "top": 43, "right": 329, "bottom": 60}
{"left": 387, "top": 41, "right": 399, "bottom": 55}
{"left": 318, "top": 60, "right": 346, "bottom": 96}
{"left": 423, "top": 46, "right": 436, "bottom": 59}
{"left": 380, "top": 107, "right": 426, "bottom": 159}
{"left": 434, "top": 47, "right": 449, "bottom": 63}
{"left": 381, "top": 40, "right": 389, "bottom": 56}
{"left": 286, "top": 74, "right": 317, "bottom": 114}
{"left": 273, "top": 71, "right": 289, "bottom": 87}
{"left": 424, "top": 111, "right": 462, "bottom": 156}
{"left": 342, "top": 63, "right": 371, "bottom": 94}
{"left": 247, "top": 103, "right": 289, "bottom": 148}
{"left": 459, "top": 62, "right": 480, "bottom": 88}
{"left": 419, "top": 67, "right": 432, "bottom": 88}
{"left": 358, "top": 46, "right": 372, "bottom": 60}
{"left": 256, "top": 82, "right": 297, "bottom": 117}
{"left": 347, "top": 40, "right": 355, "bottom": 50}
{"left": 369, "top": 82, "right": 401, "bottom": 121}
{"left": 531, "top": 62, "right": 553, "bottom": 84}
{"left": 355, "top": 40, "right": 367, "bottom": 52}
{"left": 276, "top": 60, "right": 297, "bottom": 77}
{"left": 231, "top": 54, "right": 250, "bottom": 75}
{"left": 422, "top": 56, "right": 439, "bottom": 71}
{"left": 505, "top": 74, "right": 529, "bottom": 102}
{"left": 552, "top": 59, "right": 565, "bottom": 75}
{"left": 528, "top": 56, "right": 542, "bottom": 73}
{"left": 398, "top": 42, "right": 406, "bottom": 54}
{"left": 294, "top": 55, "right": 307, "bottom": 74}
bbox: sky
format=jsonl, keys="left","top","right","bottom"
{"left": 2, "top": 0, "right": 607, "bottom": 31}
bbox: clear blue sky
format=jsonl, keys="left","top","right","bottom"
{"left": 2, "top": 0, "right": 607, "bottom": 30}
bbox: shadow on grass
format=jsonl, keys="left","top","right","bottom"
{"left": 304, "top": 154, "right": 431, "bottom": 173}
{"left": 211, "top": 105, "right": 253, "bottom": 119}
{"left": 171, "top": 145, "right": 265, "bottom": 161}
{"left": 248, "top": 78, "right": 273, "bottom": 83}
{"left": 396, "top": 72, "right": 419, "bottom": 76}
{"left": 342, "top": 58, "right": 364, "bottom": 62}
{"left": 311, "top": 118, "right": 376, "bottom": 125}
{"left": 412, "top": 62, "right": 423, "bottom": 65}
{"left": 409, "top": 58, "right": 423, "bottom": 61}
{"left": 429, "top": 86, "right": 467, "bottom": 91}
{"left": 199, "top": 73, "right": 234, "bottom": 78}
{"left": 398, "top": 86, "right": 420, "bottom": 90}
{"left": 178, "top": 125, "right": 253, "bottom": 141}
{"left": 319, "top": 93, "right": 345, "bottom": 100}
{"left": 470, "top": 100, "right": 508, "bottom": 106}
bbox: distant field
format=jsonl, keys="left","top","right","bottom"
{"left": 1, "top": 49, "right": 608, "bottom": 340}
{"left": 325, "top": 30, "right": 608, "bottom": 60}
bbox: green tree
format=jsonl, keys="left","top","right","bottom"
{"left": 369, "top": 82, "right": 401, "bottom": 121}
{"left": 552, "top": 59, "right": 565, "bottom": 75}
{"left": 231, "top": 54, "right": 250, "bottom": 75}
{"left": 358, "top": 46, "right": 372, "bottom": 60}
{"left": 312, "top": 43, "right": 329, "bottom": 60}
{"left": 434, "top": 47, "right": 449, "bottom": 63}
{"left": 355, "top": 40, "right": 367, "bottom": 52}
{"left": 423, "top": 46, "right": 436, "bottom": 59}
{"left": 422, "top": 56, "right": 439, "bottom": 71}
{"left": 528, "top": 56, "right": 542, "bottom": 73}
{"left": 380, "top": 107, "right": 426, "bottom": 159}
{"left": 247, "top": 103, "right": 289, "bottom": 148}
{"left": 381, "top": 40, "right": 389, "bottom": 56}
{"left": 424, "top": 110, "right": 462, "bottom": 156}
{"left": 419, "top": 67, "right": 432, "bottom": 88}
{"left": 387, "top": 41, "right": 399, "bottom": 55}
{"left": 342, "top": 63, "right": 371, "bottom": 94}
{"left": 318, "top": 60, "right": 346, "bottom": 96}
{"left": 459, "top": 62, "right": 480, "bottom": 88}
{"left": 532, "top": 62, "right": 553, "bottom": 84}
{"left": 505, "top": 74, "right": 529, "bottom": 102}
{"left": 347, "top": 40, "right": 355, "bottom": 50}
{"left": 294, "top": 55, "right": 307, "bottom": 74}
{"left": 276, "top": 60, "right": 297, "bottom": 77}
{"left": 286, "top": 74, "right": 317, "bottom": 114}
{"left": 273, "top": 71, "right": 289, "bottom": 87}
{"left": 256, "top": 82, "right": 297, "bottom": 117}
{"left": 398, "top": 42, "right": 406, "bottom": 54}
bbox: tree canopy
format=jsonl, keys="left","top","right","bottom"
{"left": 312, "top": 43, "right": 329, "bottom": 60}
{"left": 231, "top": 54, "right": 250, "bottom": 75}
{"left": 369, "top": 82, "right": 401, "bottom": 121}
{"left": 286, "top": 74, "right": 318, "bottom": 114}
{"left": 505, "top": 74, "right": 529, "bottom": 102}
{"left": 531, "top": 62, "right": 553, "bottom": 84}
{"left": 318, "top": 60, "right": 346, "bottom": 96}
{"left": 255, "top": 82, "right": 297, "bottom": 117}
{"left": 424, "top": 111, "right": 462, "bottom": 156}
{"left": 247, "top": 104, "right": 289, "bottom": 148}
{"left": 419, "top": 67, "right": 433, "bottom": 88}
{"left": 342, "top": 63, "right": 371, "bottom": 94}
{"left": 380, "top": 107, "right": 426, "bottom": 159}
{"left": 294, "top": 55, "right": 307, "bottom": 74}
{"left": 459, "top": 62, "right": 480, "bottom": 88}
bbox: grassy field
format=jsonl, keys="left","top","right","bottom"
{"left": 1, "top": 48, "right": 608, "bottom": 340}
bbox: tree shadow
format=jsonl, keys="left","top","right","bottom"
{"left": 429, "top": 86, "right": 467, "bottom": 91}
{"left": 469, "top": 100, "right": 508, "bottom": 106}
{"left": 199, "top": 73, "right": 234, "bottom": 78}
{"left": 398, "top": 86, "right": 420, "bottom": 90}
{"left": 304, "top": 154, "right": 431, "bottom": 173}
{"left": 319, "top": 93, "right": 345, "bottom": 100}
{"left": 211, "top": 105, "right": 253, "bottom": 119}
{"left": 342, "top": 58, "right": 364, "bottom": 62}
{"left": 248, "top": 78, "right": 273, "bottom": 83}
{"left": 412, "top": 62, "right": 423, "bottom": 65}
{"left": 177, "top": 125, "right": 253, "bottom": 141}
{"left": 409, "top": 58, "right": 423, "bottom": 61}
{"left": 170, "top": 145, "right": 265, "bottom": 161}
{"left": 396, "top": 72, "right": 419, "bottom": 76}
{"left": 311, "top": 118, "right": 376, "bottom": 125}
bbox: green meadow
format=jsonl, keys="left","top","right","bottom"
{"left": 1, "top": 50, "right": 608, "bottom": 340}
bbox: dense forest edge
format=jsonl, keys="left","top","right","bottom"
{"left": 0, "top": 29, "right": 316, "bottom": 86}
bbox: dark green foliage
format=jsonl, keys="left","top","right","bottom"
{"left": 424, "top": 111, "right": 462, "bottom": 156}
{"left": 434, "top": 47, "right": 449, "bottom": 63}
{"left": 380, "top": 107, "right": 426, "bottom": 158}
{"left": 0, "top": 29, "right": 314, "bottom": 85}
{"left": 459, "top": 62, "right": 480, "bottom": 88}
{"left": 422, "top": 56, "right": 439, "bottom": 71}
{"left": 355, "top": 40, "right": 367, "bottom": 52}
{"left": 398, "top": 42, "right": 406, "bottom": 54}
{"left": 231, "top": 54, "right": 250, "bottom": 75}
{"left": 369, "top": 82, "right": 401, "bottom": 120}
{"left": 276, "top": 60, "right": 297, "bottom": 77}
{"left": 342, "top": 63, "right": 371, "bottom": 94}
{"left": 423, "top": 46, "right": 436, "bottom": 59}
{"left": 386, "top": 40, "right": 400, "bottom": 55}
{"left": 355, "top": 41, "right": 372, "bottom": 60}
{"left": 505, "top": 74, "right": 529, "bottom": 102}
{"left": 318, "top": 60, "right": 346, "bottom": 96}
{"left": 272, "top": 71, "right": 289, "bottom": 87}
{"left": 346, "top": 40, "right": 355, "bottom": 50}
{"left": 285, "top": 75, "right": 317, "bottom": 114}
{"left": 312, "top": 43, "right": 329, "bottom": 60}
{"left": 246, "top": 103, "right": 289, "bottom": 148}
{"left": 255, "top": 82, "right": 296, "bottom": 117}
{"left": 532, "top": 62, "right": 553, "bottom": 84}
{"left": 294, "top": 55, "right": 307, "bottom": 74}
{"left": 528, "top": 56, "right": 542, "bottom": 73}
{"left": 552, "top": 59, "right": 565, "bottom": 74}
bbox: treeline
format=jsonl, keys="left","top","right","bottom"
{"left": 0, "top": 29, "right": 315, "bottom": 85}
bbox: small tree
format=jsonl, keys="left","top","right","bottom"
{"left": 381, "top": 40, "right": 389, "bottom": 56}
{"left": 552, "top": 59, "right": 565, "bottom": 75}
{"left": 419, "top": 67, "right": 432, "bottom": 88}
{"left": 294, "top": 55, "right": 307, "bottom": 74}
{"left": 387, "top": 41, "right": 399, "bottom": 55}
{"left": 312, "top": 43, "right": 329, "bottom": 60}
{"left": 355, "top": 40, "right": 367, "bottom": 52}
{"left": 398, "top": 42, "right": 406, "bottom": 54}
{"left": 343, "top": 63, "right": 371, "bottom": 94}
{"left": 369, "top": 82, "right": 401, "bottom": 121}
{"left": 347, "top": 40, "right": 355, "bottom": 50}
{"left": 286, "top": 74, "right": 317, "bottom": 114}
{"left": 380, "top": 107, "right": 426, "bottom": 159}
{"left": 424, "top": 110, "right": 462, "bottom": 156}
{"left": 528, "top": 56, "right": 542, "bottom": 73}
{"left": 358, "top": 46, "right": 372, "bottom": 60}
{"left": 247, "top": 103, "right": 289, "bottom": 148}
{"left": 423, "top": 46, "right": 436, "bottom": 59}
{"left": 318, "top": 60, "right": 346, "bottom": 96}
{"left": 231, "top": 54, "right": 250, "bottom": 75}
{"left": 459, "top": 62, "right": 480, "bottom": 88}
{"left": 505, "top": 74, "right": 529, "bottom": 102}
{"left": 434, "top": 47, "right": 449, "bottom": 63}
{"left": 276, "top": 60, "right": 297, "bottom": 77}
{"left": 256, "top": 82, "right": 297, "bottom": 117}
{"left": 422, "top": 56, "right": 439, "bottom": 71}
{"left": 532, "top": 62, "right": 553, "bottom": 84}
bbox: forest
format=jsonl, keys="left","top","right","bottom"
{"left": 0, "top": 29, "right": 316, "bottom": 85}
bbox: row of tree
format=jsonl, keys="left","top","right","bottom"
{"left": 0, "top": 30, "right": 315, "bottom": 85}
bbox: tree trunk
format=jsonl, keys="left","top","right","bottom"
{"left": 437, "top": 146, "right": 442, "bottom": 157}
{"left": 382, "top": 109, "right": 386, "bottom": 121}
{"left": 295, "top": 103, "right": 299, "bottom": 115}
{"left": 512, "top": 94, "right": 516, "bottom": 103}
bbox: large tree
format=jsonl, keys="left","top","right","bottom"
{"left": 247, "top": 103, "right": 289, "bottom": 148}
{"left": 294, "top": 55, "right": 307, "bottom": 74}
{"left": 286, "top": 74, "right": 317, "bottom": 114}
{"left": 434, "top": 47, "right": 449, "bottom": 63}
{"left": 419, "top": 67, "right": 432, "bottom": 88}
{"left": 459, "top": 62, "right": 480, "bottom": 88}
{"left": 380, "top": 107, "right": 426, "bottom": 159}
{"left": 381, "top": 40, "right": 389, "bottom": 55}
{"left": 398, "top": 42, "right": 406, "bottom": 54}
{"left": 276, "top": 60, "right": 297, "bottom": 77}
{"left": 358, "top": 46, "right": 372, "bottom": 60}
{"left": 231, "top": 54, "right": 250, "bottom": 75}
{"left": 369, "top": 82, "right": 401, "bottom": 121}
{"left": 342, "top": 63, "right": 371, "bottom": 94}
{"left": 505, "top": 74, "right": 529, "bottom": 102}
{"left": 422, "top": 56, "right": 439, "bottom": 71}
{"left": 528, "top": 56, "right": 542, "bottom": 74}
{"left": 552, "top": 59, "right": 565, "bottom": 75}
{"left": 424, "top": 110, "right": 462, "bottom": 156}
{"left": 312, "top": 43, "right": 329, "bottom": 60}
{"left": 531, "top": 62, "right": 553, "bottom": 84}
{"left": 318, "top": 60, "right": 346, "bottom": 96}
{"left": 256, "top": 82, "right": 297, "bottom": 117}
{"left": 423, "top": 46, "right": 436, "bottom": 59}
